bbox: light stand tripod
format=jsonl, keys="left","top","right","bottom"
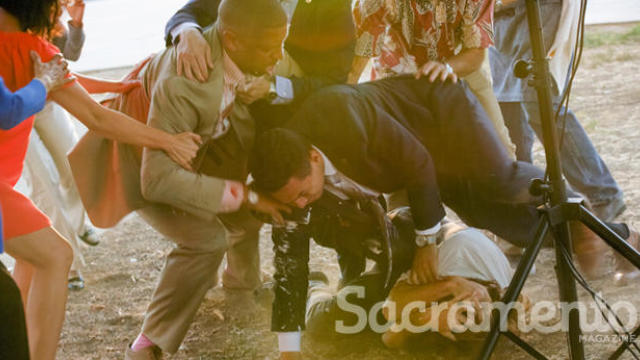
{"left": 478, "top": 1, "right": 640, "bottom": 359}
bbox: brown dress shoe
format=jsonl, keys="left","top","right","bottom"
{"left": 571, "top": 221, "right": 611, "bottom": 280}
{"left": 124, "top": 345, "right": 162, "bottom": 360}
{"left": 613, "top": 226, "right": 640, "bottom": 286}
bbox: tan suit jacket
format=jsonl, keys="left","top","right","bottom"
{"left": 69, "top": 27, "right": 254, "bottom": 227}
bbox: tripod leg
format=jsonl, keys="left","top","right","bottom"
{"left": 552, "top": 223, "right": 585, "bottom": 360}
{"left": 478, "top": 218, "right": 550, "bottom": 360}
{"left": 578, "top": 205, "right": 640, "bottom": 270}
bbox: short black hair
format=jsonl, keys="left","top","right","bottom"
{"left": 218, "top": 0, "right": 287, "bottom": 36}
{"left": 288, "top": 0, "right": 355, "bottom": 50}
{"left": 0, "top": 0, "right": 60, "bottom": 37}
{"left": 249, "top": 128, "right": 312, "bottom": 193}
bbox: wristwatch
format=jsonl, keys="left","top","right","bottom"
{"left": 247, "top": 190, "right": 259, "bottom": 205}
{"left": 415, "top": 233, "right": 437, "bottom": 247}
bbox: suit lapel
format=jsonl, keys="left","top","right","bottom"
{"left": 203, "top": 25, "right": 255, "bottom": 151}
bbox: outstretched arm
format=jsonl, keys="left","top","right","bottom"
{"left": 0, "top": 78, "right": 46, "bottom": 130}
{"left": 59, "top": 0, "right": 86, "bottom": 61}
{"left": 73, "top": 73, "right": 141, "bottom": 95}
{"left": 49, "top": 81, "right": 200, "bottom": 170}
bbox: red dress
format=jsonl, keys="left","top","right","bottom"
{"left": 0, "top": 31, "right": 72, "bottom": 240}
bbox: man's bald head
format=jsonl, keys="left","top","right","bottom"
{"left": 217, "top": 0, "right": 288, "bottom": 75}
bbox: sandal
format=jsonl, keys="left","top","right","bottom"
{"left": 79, "top": 228, "right": 100, "bottom": 246}
{"left": 68, "top": 275, "right": 85, "bottom": 291}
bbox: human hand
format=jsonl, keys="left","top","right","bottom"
{"left": 115, "top": 79, "right": 142, "bottom": 94}
{"left": 412, "top": 290, "right": 481, "bottom": 342}
{"left": 31, "top": 51, "right": 73, "bottom": 92}
{"left": 176, "top": 27, "right": 213, "bottom": 82}
{"left": 409, "top": 244, "right": 438, "bottom": 285}
{"left": 416, "top": 61, "right": 458, "bottom": 83}
{"left": 448, "top": 277, "right": 491, "bottom": 304}
{"left": 65, "top": 0, "right": 85, "bottom": 28}
{"left": 280, "top": 352, "right": 302, "bottom": 360}
{"left": 246, "top": 190, "right": 292, "bottom": 225}
{"left": 444, "top": 280, "right": 489, "bottom": 336}
{"left": 164, "top": 132, "right": 202, "bottom": 171}
{"left": 237, "top": 76, "right": 271, "bottom": 104}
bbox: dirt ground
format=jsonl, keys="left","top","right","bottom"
{"left": 55, "top": 23, "right": 640, "bottom": 359}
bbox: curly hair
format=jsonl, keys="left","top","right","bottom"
{"left": 0, "top": 0, "right": 61, "bottom": 38}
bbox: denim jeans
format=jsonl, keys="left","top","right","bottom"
{"left": 499, "top": 101, "right": 623, "bottom": 207}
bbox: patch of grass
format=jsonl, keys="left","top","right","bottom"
{"left": 585, "top": 24, "right": 640, "bottom": 48}
{"left": 621, "top": 24, "right": 640, "bottom": 42}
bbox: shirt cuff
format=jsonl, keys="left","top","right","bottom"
{"left": 170, "top": 22, "right": 200, "bottom": 44}
{"left": 415, "top": 222, "right": 441, "bottom": 236}
{"left": 218, "top": 180, "right": 244, "bottom": 213}
{"left": 30, "top": 78, "right": 47, "bottom": 95}
{"left": 25, "top": 79, "right": 47, "bottom": 110}
{"left": 270, "top": 76, "right": 295, "bottom": 105}
{"left": 66, "top": 21, "right": 85, "bottom": 42}
{"left": 278, "top": 332, "right": 301, "bottom": 352}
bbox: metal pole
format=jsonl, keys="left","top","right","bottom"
{"left": 478, "top": 219, "right": 550, "bottom": 359}
{"left": 524, "top": 0, "right": 584, "bottom": 358}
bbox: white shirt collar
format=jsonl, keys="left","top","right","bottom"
{"left": 313, "top": 146, "right": 336, "bottom": 177}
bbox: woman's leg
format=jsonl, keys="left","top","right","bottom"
{"left": 12, "top": 259, "right": 34, "bottom": 306}
{"left": 5, "top": 227, "right": 73, "bottom": 360}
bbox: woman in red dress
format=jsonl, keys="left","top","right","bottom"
{"left": 0, "top": 1, "right": 201, "bottom": 359}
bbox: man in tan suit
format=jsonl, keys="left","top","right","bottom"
{"left": 68, "top": 0, "right": 289, "bottom": 358}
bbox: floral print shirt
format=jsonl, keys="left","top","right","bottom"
{"left": 354, "top": 0, "right": 495, "bottom": 79}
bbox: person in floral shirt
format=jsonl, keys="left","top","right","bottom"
{"left": 350, "top": 0, "right": 515, "bottom": 156}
